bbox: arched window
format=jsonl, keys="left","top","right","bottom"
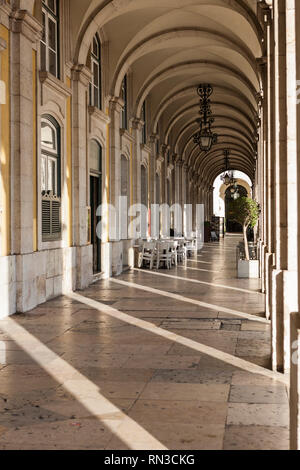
{"left": 121, "top": 75, "right": 128, "bottom": 129}
{"left": 167, "top": 149, "right": 170, "bottom": 166}
{"left": 167, "top": 178, "right": 171, "bottom": 207}
{"left": 156, "top": 173, "right": 161, "bottom": 205}
{"left": 141, "top": 101, "right": 147, "bottom": 144}
{"left": 41, "top": 0, "right": 59, "bottom": 78}
{"left": 41, "top": 116, "right": 61, "bottom": 241}
{"left": 141, "top": 165, "right": 148, "bottom": 238}
{"left": 89, "top": 140, "right": 102, "bottom": 273}
{"left": 156, "top": 130, "right": 160, "bottom": 155}
{"left": 90, "top": 139, "right": 102, "bottom": 174}
{"left": 89, "top": 34, "right": 102, "bottom": 109}
{"left": 120, "top": 155, "right": 129, "bottom": 239}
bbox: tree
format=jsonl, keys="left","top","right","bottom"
{"left": 228, "top": 197, "right": 259, "bottom": 260}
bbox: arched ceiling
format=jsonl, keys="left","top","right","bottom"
{"left": 69, "top": 0, "right": 264, "bottom": 184}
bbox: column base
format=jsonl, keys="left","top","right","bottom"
{"left": 283, "top": 270, "right": 298, "bottom": 373}
{"left": 271, "top": 269, "right": 284, "bottom": 372}
{"left": 265, "top": 251, "right": 275, "bottom": 320}
{"left": 111, "top": 239, "right": 134, "bottom": 276}
{"left": 290, "top": 313, "right": 300, "bottom": 450}
{"left": 260, "top": 243, "right": 268, "bottom": 293}
{"left": 76, "top": 245, "right": 93, "bottom": 290}
{"left": 0, "top": 256, "right": 17, "bottom": 318}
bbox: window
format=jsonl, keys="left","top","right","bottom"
{"left": 90, "top": 139, "right": 102, "bottom": 174}
{"left": 41, "top": 116, "right": 61, "bottom": 241}
{"left": 89, "top": 140, "right": 102, "bottom": 273}
{"left": 120, "top": 155, "right": 129, "bottom": 239}
{"left": 41, "top": 0, "right": 59, "bottom": 78}
{"left": 141, "top": 101, "right": 147, "bottom": 144}
{"left": 89, "top": 35, "right": 102, "bottom": 109}
{"left": 156, "top": 130, "right": 160, "bottom": 155}
{"left": 141, "top": 165, "right": 148, "bottom": 238}
{"left": 121, "top": 75, "right": 128, "bottom": 129}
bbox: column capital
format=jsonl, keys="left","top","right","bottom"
{"left": 131, "top": 117, "right": 144, "bottom": 130}
{"left": 149, "top": 133, "right": 159, "bottom": 143}
{"left": 174, "top": 154, "right": 183, "bottom": 166}
{"left": 161, "top": 144, "right": 170, "bottom": 156}
{"left": 71, "top": 64, "right": 92, "bottom": 87}
{"left": 10, "top": 9, "right": 43, "bottom": 43}
{"left": 256, "top": 56, "right": 267, "bottom": 68}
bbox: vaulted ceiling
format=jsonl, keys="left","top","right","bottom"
{"left": 58, "top": 0, "right": 264, "bottom": 183}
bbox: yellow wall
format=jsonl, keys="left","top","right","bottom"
{"left": 33, "top": 50, "right": 37, "bottom": 251}
{"left": 0, "top": 25, "right": 10, "bottom": 257}
{"left": 66, "top": 77, "right": 73, "bottom": 247}
{"left": 105, "top": 109, "right": 110, "bottom": 243}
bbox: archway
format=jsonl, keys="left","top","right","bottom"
{"left": 225, "top": 185, "right": 248, "bottom": 233}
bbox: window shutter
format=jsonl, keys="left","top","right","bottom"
{"left": 42, "top": 192, "right": 61, "bottom": 241}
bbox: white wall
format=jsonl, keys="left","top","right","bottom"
{"left": 213, "top": 172, "right": 253, "bottom": 217}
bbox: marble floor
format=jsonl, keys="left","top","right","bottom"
{"left": 0, "top": 235, "right": 290, "bottom": 450}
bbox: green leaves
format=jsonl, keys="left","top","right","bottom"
{"left": 229, "top": 197, "right": 259, "bottom": 229}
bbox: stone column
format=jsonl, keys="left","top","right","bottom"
{"left": 270, "top": 0, "right": 288, "bottom": 373}
{"left": 287, "top": 0, "right": 300, "bottom": 449}
{"left": 174, "top": 156, "right": 183, "bottom": 236}
{"left": 258, "top": 2, "right": 275, "bottom": 320}
{"left": 108, "top": 96, "right": 123, "bottom": 274}
{"left": 71, "top": 64, "right": 93, "bottom": 289}
{"left": 182, "top": 164, "right": 188, "bottom": 236}
{"left": 161, "top": 145, "right": 169, "bottom": 205}
{"left": 9, "top": 10, "right": 43, "bottom": 312}
{"left": 209, "top": 186, "right": 214, "bottom": 219}
{"left": 149, "top": 135, "right": 158, "bottom": 209}
{"left": 10, "top": 10, "right": 42, "bottom": 255}
{"left": 131, "top": 118, "right": 143, "bottom": 210}
{"left": 149, "top": 135, "right": 158, "bottom": 238}
{"left": 192, "top": 174, "right": 198, "bottom": 233}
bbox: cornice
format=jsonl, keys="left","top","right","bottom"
{"left": 40, "top": 71, "right": 72, "bottom": 99}
{"left": 10, "top": 9, "right": 43, "bottom": 42}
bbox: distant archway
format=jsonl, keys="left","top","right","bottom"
{"left": 225, "top": 185, "right": 248, "bottom": 233}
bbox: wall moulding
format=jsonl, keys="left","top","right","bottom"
{"left": 88, "top": 106, "right": 111, "bottom": 126}
{"left": 10, "top": 9, "right": 42, "bottom": 43}
{"left": 140, "top": 143, "right": 151, "bottom": 154}
{"left": 71, "top": 64, "right": 92, "bottom": 88}
{"left": 39, "top": 72, "right": 71, "bottom": 117}
{"left": 120, "top": 128, "right": 134, "bottom": 146}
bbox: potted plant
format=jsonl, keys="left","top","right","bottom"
{"left": 229, "top": 197, "right": 260, "bottom": 278}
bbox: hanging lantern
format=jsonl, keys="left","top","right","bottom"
{"left": 221, "top": 150, "right": 234, "bottom": 186}
{"left": 193, "top": 84, "right": 218, "bottom": 153}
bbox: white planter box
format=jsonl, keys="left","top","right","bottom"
{"left": 238, "top": 259, "right": 260, "bottom": 279}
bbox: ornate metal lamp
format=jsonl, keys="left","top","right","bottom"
{"left": 221, "top": 149, "right": 235, "bottom": 185}
{"left": 193, "top": 84, "right": 218, "bottom": 153}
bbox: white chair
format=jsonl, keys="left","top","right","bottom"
{"left": 185, "top": 238, "right": 197, "bottom": 257}
{"left": 169, "top": 241, "right": 178, "bottom": 266}
{"left": 156, "top": 241, "right": 172, "bottom": 270}
{"left": 139, "top": 242, "right": 156, "bottom": 270}
{"left": 177, "top": 240, "right": 186, "bottom": 263}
